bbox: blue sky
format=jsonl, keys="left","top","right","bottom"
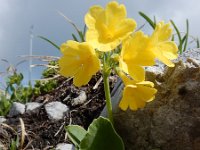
{"left": 0, "top": 0, "right": 200, "bottom": 85}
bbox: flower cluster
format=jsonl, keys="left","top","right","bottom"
{"left": 59, "top": 1, "right": 178, "bottom": 111}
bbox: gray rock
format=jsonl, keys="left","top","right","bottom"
{"left": 145, "top": 60, "right": 165, "bottom": 83}
{"left": 107, "top": 48, "right": 200, "bottom": 149}
{"left": 0, "top": 116, "right": 6, "bottom": 123}
{"left": 178, "top": 48, "right": 200, "bottom": 62}
{"left": 25, "top": 102, "right": 42, "bottom": 113}
{"left": 71, "top": 91, "right": 87, "bottom": 106}
{"left": 56, "top": 143, "right": 75, "bottom": 150}
{"left": 45, "top": 101, "right": 69, "bottom": 121}
{"left": 8, "top": 102, "right": 25, "bottom": 117}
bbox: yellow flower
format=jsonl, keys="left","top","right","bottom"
{"left": 85, "top": 1, "right": 136, "bottom": 52}
{"left": 59, "top": 41, "right": 100, "bottom": 87}
{"left": 118, "top": 72, "right": 157, "bottom": 111}
{"left": 120, "top": 22, "right": 178, "bottom": 82}
{"left": 119, "top": 31, "right": 155, "bottom": 81}
{"left": 149, "top": 21, "right": 178, "bottom": 67}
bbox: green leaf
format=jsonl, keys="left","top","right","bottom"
{"left": 197, "top": 38, "right": 200, "bottom": 48}
{"left": 58, "top": 11, "right": 81, "bottom": 36}
{"left": 38, "top": 36, "right": 60, "bottom": 50}
{"left": 72, "top": 34, "right": 79, "bottom": 42}
{"left": 66, "top": 125, "right": 87, "bottom": 147}
{"left": 171, "top": 34, "right": 175, "bottom": 41}
{"left": 153, "top": 16, "right": 157, "bottom": 25}
{"left": 139, "top": 11, "right": 155, "bottom": 29}
{"left": 183, "top": 19, "right": 189, "bottom": 51}
{"left": 170, "top": 20, "right": 182, "bottom": 53}
{"left": 58, "top": 11, "right": 85, "bottom": 42}
{"left": 10, "top": 136, "right": 19, "bottom": 150}
{"left": 181, "top": 34, "right": 187, "bottom": 44}
{"left": 83, "top": 24, "right": 87, "bottom": 38}
{"left": 78, "top": 31, "right": 85, "bottom": 42}
{"left": 80, "top": 117, "right": 124, "bottom": 150}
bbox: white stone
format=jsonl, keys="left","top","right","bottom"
{"left": 71, "top": 91, "right": 87, "bottom": 106}
{"left": 8, "top": 102, "right": 25, "bottom": 117}
{"left": 56, "top": 143, "right": 75, "bottom": 150}
{"left": 0, "top": 116, "right": 6, "bottom": 123}
{"left": 45, "top": 101, "right": 69, "bottom": 121}
{"left": 26, "top": 102, "right": 42, "bottom": 113}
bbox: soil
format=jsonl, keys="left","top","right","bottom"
{"left": 0, "top": 72, "right": 118, "bottom": 149}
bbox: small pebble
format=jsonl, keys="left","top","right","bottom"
{"left": 8, "top": 102, "right": 25, "bottom": 117}
{"left": 45, "top": 101, "right": 69, "bottom": 121}
{"left": 56, "top": 143, "right": 75, "bottom": 150}
{"left": 0, "top": 116, "right": 6, "bottom": 123}
{"left": 26, "top": 102, "right": 42, "bottom": 113}
{"left": 71, "top": 91, "right": 87, "bottom": 106}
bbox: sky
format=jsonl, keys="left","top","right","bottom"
{"left": 0, "top": 0, "right": 200, "bottom": 85}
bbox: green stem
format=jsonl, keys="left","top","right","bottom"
{"left": 103, "top": 54, "right": 113, "bottom": 124}
{"left": 103, "top": 72, "right": 113, "bottom": 124}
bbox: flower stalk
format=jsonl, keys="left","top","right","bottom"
{"left": 103, "top": 54, "right": 113, "bottom": 124}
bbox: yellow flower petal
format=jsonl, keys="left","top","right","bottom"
{"left": 73, "top": 65, "right": 92, "bottom": 87}
{"left": 121, "top": 31, "right": 154, "bottom": 64}
{"left": 105, "top": 1, "right": 126, "bottom": 25}
{"left": 128, "top": 64, "right": 145, "bottom": 82}
{"left": 119, "top": 85, "right": 136, "bottom": 111}
{"left": 149, "top": 21, "right": 178, "bottom": 67}
{"left": 157, "top": 41, "right": 178, "bottom": 59}
{"left": 119, "top": 83, "right": 157, "bottom": 111}
{"left": 136, "top": 81, "right": 154, "bottom": 87}
{"left": 118, "top": 71, "right": 157, "bottom": 111}
{"left": 152, "top": 21, "right": 172, "bottom": 42}
{"left": 119, "top": 58, "right": 128, "bottom": 75}
{"left": 117, "top": 69, "right": 132, "bottom": 85}
{"left": 85, "top": 1, "right": 136, "bottom": 51}
{"left": 59, "top": 41, "right": 100, "bottom": 87}
{"left": 119, "top": 58, "right": 145, "bottom": 81}
{"left": 59, "top": 56, "right": 80, "bottom": 76}
{"left": 120, "top": 31, "right": 155, "bottom": 82}
{"left": 60, "top": 40, "right": 79, "bottom": 54}
{"left": 85, "top": 6, "right": 104, "bottom": 29}
{"left": 152, "top": 41, "right": 178, "bottom": 67}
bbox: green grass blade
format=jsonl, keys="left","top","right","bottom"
{"left": 197, "top": 38, "right": 200, "bottom": 48}
{"left": 58, "top": 11, "right": 85, "bottom": 42}
{"left": 83, "top": 24, "right": 86, "bottom": 38}
{"left": 183, "top": 19, "right": 189, "bottom": 51}
{"left": 139, "top": 11, "right": 155, "bottom": 29}
{"left": 38, "top": 36, "right": 60, "bottom": 50}
{"left": 135, "top": 23, "right": 145, "bottom": 32}
{"left": 72, "top": 34, "right": 78, "bottom": 42}
{"left": 170, "top": 20, "right": 182, "bottom": 53}
{"left": 78, "top": 31, "right": 85, "bottom": 42}
{"left": 153, "top": 16, "right": 157, "bottom": 25}
{"left": 181, "top": 34, "right": 187, "bottom": 44}
{"left": 171, "top": 35, "right": 175, "bottom": 41}
{"left": 58, "top": 11, "right": 80, "bottom": 35}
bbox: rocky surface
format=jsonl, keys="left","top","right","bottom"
{"left": 109, "top": 48, "right": 200, "bottom": 150}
